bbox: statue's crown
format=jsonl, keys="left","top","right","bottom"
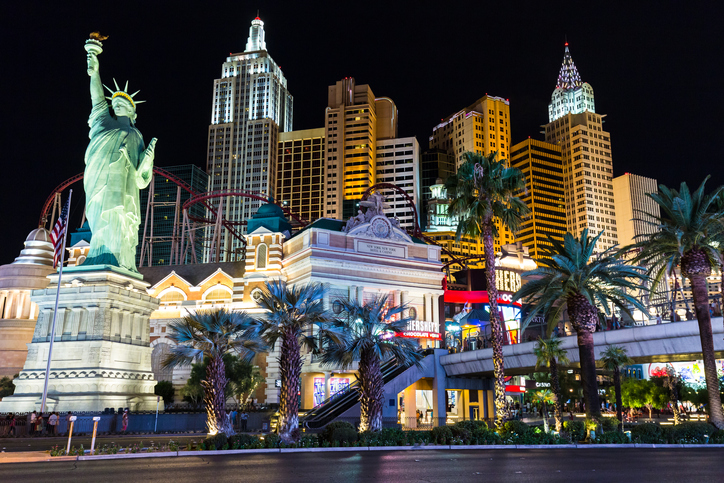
{"left": 103, "top": 78, "right": 145, "bottom": 109}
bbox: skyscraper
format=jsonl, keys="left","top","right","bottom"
{"left": 424, "top": 95, "right": 515, "bottom": 267}
{"left": 324, "top": 78, "right": 397, "bottom": 221}
{"left": 205, "top": 17, "right": 293, "bottom": 261}
{"left": 612, "top": 173, "right": 659, "bottom": 248}
{"left": 276, "top": 128, "right": 326, "bottom": 223}
{"left": 375, "top": 137, "right": 421, "bottom": 231}
{"left": 510, "top": 139, "right": 566, "bottom": 259}
{"left": 543, "top": 44, "right": 617, "bottom": 252}
{"left": 137, "top": 164, "right": 208, "bottom": 267}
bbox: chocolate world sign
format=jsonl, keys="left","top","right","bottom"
{"left": 398, "top": 319, "right": 441, "bottom": 340}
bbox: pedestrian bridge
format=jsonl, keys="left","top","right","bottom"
{"left": 440, "top": 317, "right": 724, "bottom": 377}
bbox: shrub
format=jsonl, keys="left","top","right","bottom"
{"left": 360, "top": 428, "right": 406, "bottom": 446}
{"left": 562, "top": 420, "right": 586, "bottom": 442}
{"left": 331, "top": 427, "right": 358, "bottom": 445}
{"left": 710, "top": 429, "right": 724, "bottom": 444}
{"left": 667, "top": 422, "right": 717, "bottom": 444}
{"left": 511, "top": 427, "right": 567, "bottom": 445}
{"left": 262, "top": 433, "right": 280, "bottom": 448}
{"left": 453, "top": 420, "right": 488, "bottom": 432}
{"left": 501, "top": 420, "right": 529, "bottom": 436}
{"left": 599, "top": 417, "right": 619, "bottom": 433}
{"left": 228, "top": 433, "right": 259, "bottom": 449}
{"left": 205, "top": 433, "right": 229, "bottom": 450}
{"left": 450, "top": 426, "right": 471, "bottom": 443}
{"left": 630, "top": 423, "right": 662, "bottom": 444}
{"left": 298, "top": 434, "right": 319, "bottom": 448}
{"left": 594, "top": 431, "right": 630, "bottom": 444}
{"left": 470, "top": 429, "right": 502, "bottom": 445}
{"left": 430, "top": 425, "right": 453, "bottom": 444}
{"left": 320, "top": 421, "right": 356, "bottom": 443}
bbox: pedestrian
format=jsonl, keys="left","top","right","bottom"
{"left": 656, "top": 314, "right": 662, "bottom": 325}
{"left": 229, "top": 409, "right": 237, "bottom": 430}
{"left": 29, "top": 411, "right": 37, "bottom": 436}
{"left": 241, "top": 411, "right": 248, "bottom": 432}
{"left": 9, "top": 414, "right": 16, "bottom": 437}
{"left": 48, "top": 412, "right": 58, "bottom": 436}
{"left": 122, "top": 409, "right": 129, "bottom": 433}
{"left": 36, "top": 413, "right": 44, "bottom": 436}
{"left": 685, "top": 310, "right": 693, "bottom": 321}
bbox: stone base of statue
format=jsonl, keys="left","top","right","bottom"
{"left": 0, "top": 266, "right": 161, "bottom": 413}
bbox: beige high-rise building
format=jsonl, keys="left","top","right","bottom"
{"left": 543, "top": 44, "right": 617, "bottom": 252}
{"left": 276, "top": 128, "right": 325, "bottom": 223}
{"left": 429, "top": 95, "right": 511, "bottom": 167}
{"left": 612, "top": 173, "right": 660, "bottom": 248}
{"left": 375, "top": 137, "right": 421, "bottom": 231}
{"left": 324, "top": 78, "right": 397, "bottom": 220}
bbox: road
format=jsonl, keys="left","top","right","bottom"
{"left": 0, "top": 434, "right": 203, "bottom": 452}
{"left": 2, "top": 448, "right": 723, "bottom": 482}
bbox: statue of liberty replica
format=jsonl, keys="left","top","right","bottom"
{"left": 0, "top": 34, "right": 162, "bottom": 412}
{"left": 83, "top": 33, "right": 156, "bottom": 272}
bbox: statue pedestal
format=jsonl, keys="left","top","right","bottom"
{"left": 0, "top": 268, "right": 161, "bottom": 412}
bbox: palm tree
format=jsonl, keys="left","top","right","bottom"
{"left": 533, "top": 337, "right": 570, "bottom": 432}
{"left": 513, "top": 230, "right": 647, "bottom": 419}
{"left": 600, "top": 345, "right": 632, "bottom": 431}
{"left": 445, "top": 151, "right": 529, "bottom": 429}
{"left": 163, "top": 309, "right": 264, "bottom": 436}
{"left": 630, "top": 178, "right": 724, "bottom": 429}
{"left": 531, "top": 389, "right": 555, "bottom": 433}
{"left": 319, "top": 295, "right": 423, "bottom": 432}
{"left": 255, "top": 280, "right": 341, "bottom": 443}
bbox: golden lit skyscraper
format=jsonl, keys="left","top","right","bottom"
{"left": 429, "top": 95, "right": 512, "bottom": 167}
{"left": 543, "top": 44, "right": 617, "bottom": 252}
{"left": 324, "top": 78, "right": 397, "bottom": 220}
{"left": 510, "top": 139, "right": 566, "bottom": 259}
{"left": 276, "top": 128, "right": 326, "bottom": 223}
{"left": 612, "top": 173, "right": 659, "bottom": 248}
{"left": 424, "top": 95, "right": 515, "bottom": 266}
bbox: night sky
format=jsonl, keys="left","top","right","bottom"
{"left": 1, "top": 1, "right": 722, "bottom": 265}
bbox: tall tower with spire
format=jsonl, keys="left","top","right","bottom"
{"left": 205, "top": 16, "right": 293, "bottom": 262}
{"left": 543, "top": 43, "right": 617, "bottom": 253}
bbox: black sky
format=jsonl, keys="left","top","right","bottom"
{"left": 1, "top": 1, "right": 722, "bottom": 265}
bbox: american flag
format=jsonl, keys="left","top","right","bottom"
{"left": 50, "top": 196, "right": 71, "bottom": 268}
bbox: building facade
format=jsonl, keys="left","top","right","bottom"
{"left": 324, "top": 78, "right": 397, "bottom": 220}
{"left": 612, "top": 173, "right": 660, "bottom": 248}
{"left": 205, "top": 17, "right": 293, "bottom": 260}
{"left": 138, "top": 165, "right": 209, "bottom": 267}
{"left": 510, "top": 139, "right": 566, "bottom": 259}
{"left": 543, "top": 44, "right": 617, "bottom": 252}
{"left": 276, "top": 128, "right": 326, "bottom": 224}
{"left": 375, "top": 137, "right": 421, "bottom": 231}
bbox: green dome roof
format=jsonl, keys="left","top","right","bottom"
{"left": 254, "top": 203, "right": 285, "bottom": 218}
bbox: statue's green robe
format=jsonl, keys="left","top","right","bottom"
{"left": 82, "top": 100, "right": 152, "bottom": 272}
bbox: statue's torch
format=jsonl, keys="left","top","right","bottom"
{"left": 84, "top": 32, "right": 107, "bottom": 56}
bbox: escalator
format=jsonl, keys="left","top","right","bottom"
{"left": 301, "top": 354, "right": 429, "bottom": 430}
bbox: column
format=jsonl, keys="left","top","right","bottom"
{"left": 131, "top": 313, "right": 141, "bottom": 342}
{"left": 424, "top": 293, "right": 432, "bottom": 322}
{"left": 323, "top": 283, "right": 331, "bottom": 312}
{"left": 19, "top": 292, "right": 31, "bottom": 319}
{"left": 403, "top": 383, "right": 417, "bottom": 429}
{"left": 69, "top": 308, "right": 81, "bottom": 337}
{"left": 121, "top": 310, "right": 132, "bottom": 342}
{"left": 357, "top": 286, "right": 364, "bottom": 306}
{"left": 324, "top": 371, "right": 331, "bottom": 401}
{"left": 54, "top": 308, "right": 66, "bottom": 341}
{"left": 349, "top": 285, "right": 357, "bottom": 305}
{"left": 432, "top": 349, "right": 447, "bottom": 427}
{"left": 432, "top": 295, "right": 440, "bottom": 324}
{"left": 0, "top": 291, "right": 7, "bottom": 319}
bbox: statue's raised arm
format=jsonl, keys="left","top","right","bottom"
{"left": 81, "top": 34, "right": 157, "bottom": 273}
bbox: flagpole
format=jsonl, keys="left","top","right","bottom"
{"left": 41, "top": 189, "right": 72, "bottom": 414}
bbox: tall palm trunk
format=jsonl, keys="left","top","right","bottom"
{"left": 202, "top": 356, "right": 233, "bottom": 436}
{"left": 278, "top": 327, "right": 302, "bottom": 442}
{"left": 483, "top": 223, "right": 507, "bottom": 430}
{"left": 688, "top": 273, "right": 724, "bottom": 428}
{"left": 550, "top": 358, "right": 563, "bottom": 432}
{"left": 359, "top": 349, "right": 384, "bottom": 432}
{"left": 613, "top": 367, "right": 623, "bottom": 431}
{"left": 568, "top": 293, "right": 601, "bottom": 419}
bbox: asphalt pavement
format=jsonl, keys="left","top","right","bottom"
{"left": 2, "top": 448, "right": 723, "bottom": 482}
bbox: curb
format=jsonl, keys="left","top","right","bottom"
{"left": 13, "top": 443, "right": 724, "bottom": 464}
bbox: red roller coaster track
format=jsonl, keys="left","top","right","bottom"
{"left": 182, "top": 189, "right": 309, "bottom": 227}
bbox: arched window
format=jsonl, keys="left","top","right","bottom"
{"left": 256, "top": 243, "right": 267, "bottom": 269}
{"left": 204, "top": 285, "right": 232, "bottom": 303}
{"left": 151, "top": 342, "right": 174, "bottom": 382}
{"left": 159, "top": 288, "right": 186, "bottom": 306}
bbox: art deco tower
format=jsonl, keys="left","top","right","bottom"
{"left": 205, "top": 17, "right": 293, "bottom": 261}
{"left": 543, "top": 44, "right": 617, "bottom": 252}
